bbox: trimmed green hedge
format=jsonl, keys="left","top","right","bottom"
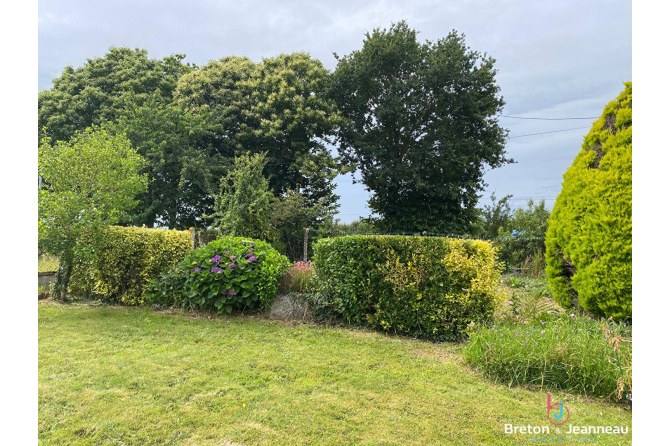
{"left": 312, "top": 235, "right": 503, "bottom": 340}
{"left": 545, "top": 83, "right": 632, "bottom": 319}
{"left": 70, "top": 226, "right": 192, "bottom": 305}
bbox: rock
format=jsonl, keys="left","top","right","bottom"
{"left": 268, "top": 293, "right": 311, "bottom": 321}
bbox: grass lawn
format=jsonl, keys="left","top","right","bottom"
{"left": 39, "top": 302, "right": 632, "bottom": 445}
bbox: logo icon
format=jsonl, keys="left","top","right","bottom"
{"left": 547, "top": 393, "right": 569, "bottom": 426}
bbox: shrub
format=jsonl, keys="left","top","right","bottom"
{"left": 279, "top": 261, "right": 314, "bottom": 293}
{"left": 312, "top": 235, "right": 503, "bottom": 340}
{"left": 462, "top": 314, "right": 632, "bottom": 400}
{"left": 69, "top": 226, "right": 192, "bottom": 304}
{"left": 545, "top": 83, "right": 632, "bottom": 319}
{"left": 147, "top": 236, "right": 290, "bottom": 313}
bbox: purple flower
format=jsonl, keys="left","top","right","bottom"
{"left": 225, "top": 290, "right": 237, "bottom": 296}
{"left": 228, "top": 263, "right": 236, "bottom": 269}
{"left": 245, "top": 253, "right": 253, "bottom": 259}
{"left": 210, "top": 255, "right": 222, "bottom": 263}
{"left": 248, "top": 255, "right": 257, "bottom": 262}
{"left": 541, "top": 330, "right": 545, "bottom": 334}
{"left": 191, "top": 267, "right": 201, "bottom": 273}
{"left": 211, "top": 267, "right": 223, "bottom": 273}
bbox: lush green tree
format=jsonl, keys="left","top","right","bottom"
{"left": 545, "top": 83, "right": 632, "bottom": 320}
{"left": 496, "top": 199, "right": 551, "bottom": 269}
{"left": 174, "top": 53, "right": 343, "bottom": 207}
{"left": 39, "top": 47, "right": 193, "bottom": 143}
{"left": 331, "top": 21, "right": 510, "bottom": 233}
{"left": 271, "top": 190, "right": 338, "bottom": 261}
{"left": 211, "top": 152, "right": 275, "bottom": 241}
{"left": 38, "top": 127, "right": 147, "bottom": 299}
{"left": 475, "top": 192, "right": 513, "bottom": 238}
{"left": 111, "top": 94, "right": 219, "bottom": 228}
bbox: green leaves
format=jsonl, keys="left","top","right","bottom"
{"left": 331, "top": 21, "right": 510, "bottom": 233}
{"left": 148, "top": 236, "right": 290, "bottom": 313}
{"left": 39, "top": 127, "right": 149, "bottom": 297}
{"left": 545, "top": 83, "right": 632, "bottom": 320}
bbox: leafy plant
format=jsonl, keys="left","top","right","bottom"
{"left": 211, "top": 152, "right": 276, "bottom": 241}
{"left": 38, "top": 126, "right": 148, "bottom": 299}
{"left": 147, "top": 236, "right": 290, "bottom": 313}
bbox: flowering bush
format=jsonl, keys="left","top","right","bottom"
{"left": 279, "top": 261, "right": 314, "bottom": 293}
{"left": 147, "top": 236, "right": 290, "bottom": 313}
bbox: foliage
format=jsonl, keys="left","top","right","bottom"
{"left": 332, "top": 218, "right": 378, "bottom": 235}
{"left": 38, "top": 303, "right": 632, "bottom": 445}
{"left": 68, "top": 226, "right": 191, "bottom": 305}
{"left": 38, "top": 127, "right": 147, "bottom": 298}
{"left": 462, "top": 314, "right": 632, "bottom": 400}
{"left": 331, "top": 21, "right": 510, "bottom": 233}
{"left": 312, "top": 235, "right": 503, "bottom": 340}
{"left": 495, "top": 199, "right": 551, "bottom": 269}
{"left": 545, "top": 83, "right": 632, "bottom": 319}
{"left": 38, "top": 47, "right": 192, "bottom": 143}
{"left": 278, "top": 261, "right": 314, "bottom": 293}
{"left": 38, "top": 254, "right": 59, "bottom": 273}
{"left": 474, "top": 192, "right": 513, "bottom": 239}
{"left": 211, "top": 153, "right": 275, "bottom": 241}
{"left": 147, "top": 236, "right": 290, "bottom": 313}
{"left": 111, "top": 95, "right": 218, "bottom": 228}
{"left": 175, "top": 52, "right": 343, "bottom": 207}
{"left": 270, "top": 189, "right": 338, "bottom": 261}
{"left": 495, "top": 276, "right": 561, "bottom": 324}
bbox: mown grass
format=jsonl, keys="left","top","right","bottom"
{"left": 39, "top": 302, "right": 631, "bottom": 445}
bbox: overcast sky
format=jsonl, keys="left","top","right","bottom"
{"left": 38, "top": 0, "right": 632, "bottom": 223}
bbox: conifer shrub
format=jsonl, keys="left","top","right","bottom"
{"left": 545, "top": 83, "right": 632, "bottom": 319}
{"left": 312, "top": 235, "right": 503, "bottom": 340}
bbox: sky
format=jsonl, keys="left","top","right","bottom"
{"left": 38, "top": 0, "right": 632, "bottom": 223}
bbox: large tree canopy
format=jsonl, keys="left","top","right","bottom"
{"left": 174, "top": 53, "right": 343, "bottom": 207}
{"left": 38, "top": 48, "right": 214, "bottom": 229}
{"left": 38, "top": 47, "right": 192, "bottom": 143}
{"left": 331, "top": 21, "right": 510, "bottom": 233}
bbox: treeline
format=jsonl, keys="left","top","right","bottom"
{"left": 39, "top": 21, "right": 510, "bottom": 258}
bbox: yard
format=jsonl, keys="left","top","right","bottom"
{"left": 39, "top": 302, "right": 631, "bottom": 445}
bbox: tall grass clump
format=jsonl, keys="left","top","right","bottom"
{"left": 462, "top": 314, "right": 631, "bottom": 399}
{"left": 279, "top": 261, "right": 314, "bottom": 293}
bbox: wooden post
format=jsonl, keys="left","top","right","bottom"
{"left": 189, "top": 227, "right": 196, "bottom": 249}
{"left": 303, "top": 228, "right": 310, "bottom": 263}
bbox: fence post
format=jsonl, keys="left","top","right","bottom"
{"left": 303, "top": 228, "right": 310, "bottom": 263}
{"left": 189, "top": 227, "right": 196, "bottom": 249}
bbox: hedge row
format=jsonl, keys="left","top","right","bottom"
{"left": 70, "top": 226, "right": 192, "bottom": 304}
{"left": 312, "top": 235, "right": 503, "bottom": 340}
